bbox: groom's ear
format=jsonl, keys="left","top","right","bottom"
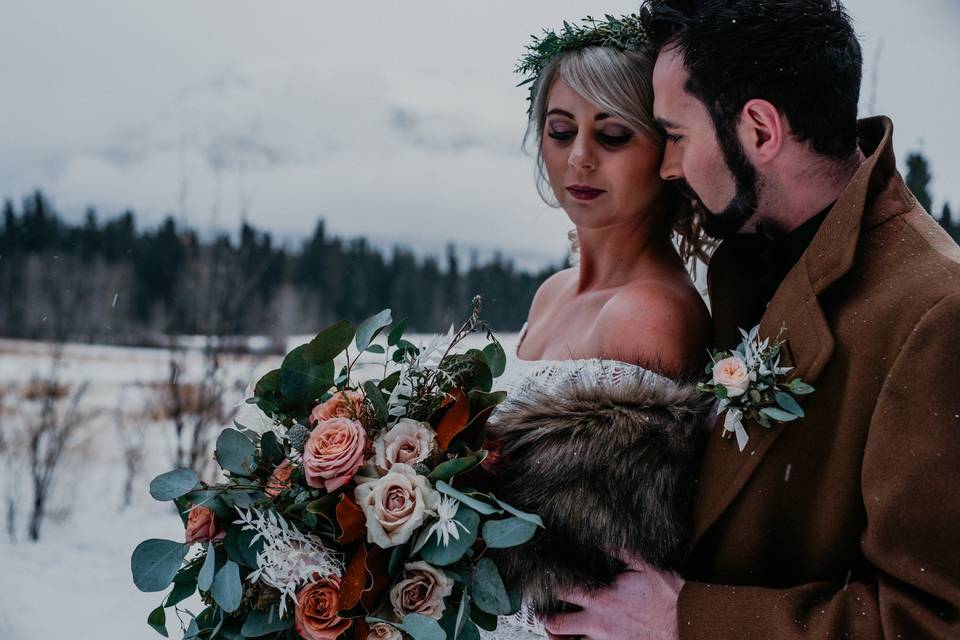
{"left": 736, "top": 99, "right": 784, "bottom": 165}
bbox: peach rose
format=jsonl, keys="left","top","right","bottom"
{"left": 310, "top": 390, "right": 364, "bottom": 424}
{"left": 294, "top": 577, "right": 352, "bottom": 640}
{"left": 713, "top": 356, "right": 750, "bottom": 397}
{"left": 303, "top": 418, "right": 366, "bottom": 493}
{"left": 185, "top": 505, "right": 225, "bottom": 544}
{"left": 354, "top": 463, "right": 440, "bottom": 548}
{"left": 265, "top": 459, "right": 294, "bottom": 498}
{"left": 389, "top": 561, "right": 454, "bottom": 620}
{"left": 373, "top": 419, "right": 436, "bottom": 473}
{"left": 367, "top": 623, "right": 402, "bottom": 640}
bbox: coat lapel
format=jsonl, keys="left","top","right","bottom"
{"left": 691, "top": 117, "right": 895, "bottom": 546}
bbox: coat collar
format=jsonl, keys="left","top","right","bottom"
{"left": 691, "top": 116, "right": 908, "bottom": 546}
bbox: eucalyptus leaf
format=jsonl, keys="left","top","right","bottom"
{"left": 760, "top": 406, "right": 799, "bottom": 422}
{"left": 164, "top": 574, "right": 197, "bottom": 608}
{"left": 279, "top": 345, "right": 335, "bottom": 403}
{"left": 304, "top": 320, "right": 355, "bottom": 363}
{"left": 363, "top": 380, "right": 388, "bottom": 424}
{"left": 420, "top": 505, "right": 480, "bottom": 566}
{"left": 215, "top": 429, "right": 257, "bottom": 477}
{"left": 389, "top": 541, "right": 411, "bottom": 577}
{"left": 436, "top": 481, "right": 500, "bottom": 515}
{"left": 401, "top": 613, "right": 446, "bottom": 640}
{"left": 454, "top": 587, "right": 471, "bottom": 639}
{"left": 482, "top": 517, "right": 539, "bottom": 549}
{"left": 774, "top": 391, "right": 805, "bottom": 417}
{"left": 388, "top": 318, "right": 408, "bottom": 346}
{"left": 149, "top": 468, "right": 199, "bottom": 502}
{"left": 197, "top": 542, "right": 216, "bottom": 592}
{"left": 492, "top": 498, "right": 544, "bottom": 528}
{"left": 366, "top": 344, "right": 386, "bottom": 354}
{"left": 212, "top": 560, "right": 243, "bottom": 613}
{"left": 470, "top": 558, "right": 512, "bottom": 615}
{"left": 482, "top": 342, "right": 507, "bottom": 378}
{"left": 355, "top": 309, "right": 393, "bottom": 353}
{"left": 241, "top": 607, "right": 293, "bottom": 637}
{"left": 224, "top": 523, "right": 263, "bottom": 568}
{"left": 789, "top": 379, "right": 816, "bottom": 395}
{"left": 469, "top": 604, "right": 498, "bottom": 631}
{"left": 147, "top": 606, "right": 168, "bottom": 637}
{"left": 428, "top": 453, "right": 485, "bottom": 483}
{"left": 131, "top": 539, "right": 190, "bottom": 592}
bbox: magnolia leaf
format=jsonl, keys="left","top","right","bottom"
{"left": 356, "top": 309, "right": 393, "bottom": 353}
{"left": 774, "top": 391, "right": 805, "bottom": 417}
{"left": 304, "top": 320, "right": 355, "bottom": 363}
{"left": 215, "top": 428, "right": 257, "bottom": 477}
{"left": 131, "top": 539, "right": 190, "bottom": 592}
{"left": 211, "top": 560, "right": 243, "bottom": 613}
{"left": 164, "top": 572, "right": 197, "bottom": 608}
{"left": 224, "top": 523, "right": 264, "bottom": 568}
{"left": 363, "top": 380, "right": 388, "bottom": 424}
{"left": 482, "top": 517, "right": 539, "bottom": 549}
{"left": 279, "top": 345, "right": 335, "bottom": 403}
{"left": 147, "top": 606, "right": 168, "bottom": 637}
{"left": 260, "top": 431, "right": 284, "bottom": 465}
{"left": 470, "top": 558, "right": 512, "bottom": 615}
{"left": 149, "top": 468, "right": 199, "bottom": 502}
{"left": 428, "top": 452, "right": 486, "bottom": 483}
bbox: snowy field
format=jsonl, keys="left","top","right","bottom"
{"left": 0, "top": 331, "right": 519, "bottom": 640}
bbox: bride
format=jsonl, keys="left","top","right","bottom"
{"left": 483, "top": 15, "right": 712, "bottom": 638}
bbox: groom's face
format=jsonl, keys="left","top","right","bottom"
{"left": 652, "top": 46, "right": 759, "bottom": 239}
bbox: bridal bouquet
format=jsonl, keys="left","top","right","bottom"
{"left": 698, "top": 325, "right": 814, "bottom": 451}
{"left": 132, "top": 298, "right": 540, "bottom": 640}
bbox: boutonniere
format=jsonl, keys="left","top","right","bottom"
{"left": 697, "top": 325, "right": 814, "bottom": 451}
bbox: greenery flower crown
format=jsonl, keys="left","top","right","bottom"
{"left": 516, "top": 13, "right": 651, "bottom": 117}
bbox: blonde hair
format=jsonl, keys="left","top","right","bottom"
{"left": 525, "top": 46, "right": 713, "bottom": 268}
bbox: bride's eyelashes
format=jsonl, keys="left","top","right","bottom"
{"left": 546, "top": 124, "right": 635, "bottom": 148}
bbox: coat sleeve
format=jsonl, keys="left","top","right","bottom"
{"left": 676, "top": 292, "right": 960, "bottom": 639}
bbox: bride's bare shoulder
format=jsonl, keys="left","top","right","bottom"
{"left": 594, "top": 276, "right": 710, "bottom": 376}
{"left": 526, "top": 267, "right": 577, "bottom": 319}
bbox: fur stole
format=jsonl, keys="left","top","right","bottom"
{"left": 485, "top": 372, "right": 710, "bottom": 613}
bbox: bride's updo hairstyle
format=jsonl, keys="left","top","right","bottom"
{"left": 525, "top": 45, "right": 712, "bottom": 268}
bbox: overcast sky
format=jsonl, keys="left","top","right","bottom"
{"left": 1, "top": 1, "right": 958, "bottom": 268}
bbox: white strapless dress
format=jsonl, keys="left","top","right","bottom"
{"left": 480, "top": 325, "right": 670, "bottom": 639}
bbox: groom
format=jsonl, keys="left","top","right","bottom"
{"left": 543, "top": 1, "right": 960, "bottom": 638}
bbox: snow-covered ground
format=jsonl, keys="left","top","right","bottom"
{"left": 0, "top": 332, "right": 518, "bottom": 640}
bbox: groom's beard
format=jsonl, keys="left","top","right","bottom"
{"left": 689, "top": 126, "right": 759, "bottom": 240}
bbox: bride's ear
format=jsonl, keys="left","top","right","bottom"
{"left": 737, "top": 99, "right": 784, "bottom": 165}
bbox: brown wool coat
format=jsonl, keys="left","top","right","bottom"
{"left": 678, "top": 116, "right": 960, "bottom": 639}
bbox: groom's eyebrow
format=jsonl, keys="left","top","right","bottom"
{"left": 655, "top": 117, "right": 682, "bottom": 129}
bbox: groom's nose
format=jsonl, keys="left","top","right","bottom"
{"left": 660, "top": 142, "right": 683, "bottom": 181}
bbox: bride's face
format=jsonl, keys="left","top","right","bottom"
{"left": 542, "top": 79, "right": 665, "bottom": 230}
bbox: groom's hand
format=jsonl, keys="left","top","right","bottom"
{"left": 542, "top": 559, "right": 684, "bottom": 640}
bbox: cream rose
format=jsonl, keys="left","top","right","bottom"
{"left": 367, "top": 622, "right": 403, "bottom": 640}
{"left": 389, "top": 560, "right": 455, "bottom": 620}
{"left": 354, "top": 463, "right": 440, "bottom": 548}
{"left": 373, "top": 418, "right": 436, "bottom": 473}
{"left": 713, "top": 356, "right": 750, "bottom": 397}
{"left": 303, "top": 418, "right": 367, "bottom": 493}
{"left": 310, "top": 390, "right": 364, "bottom": 424}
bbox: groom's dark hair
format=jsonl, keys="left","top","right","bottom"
{"left": 642, "top": 0, "right": 862, "bottom": 159}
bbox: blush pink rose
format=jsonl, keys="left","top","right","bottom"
{"left": 368, "top": 622, "right": 403, "bottom": 640}
{"left": 713, "top": 356, "right": 750, "bottom": 397}
{"left": 354, "top": 463, "right": 440, "bottom": 548}
{"left": 294, "top": 577, "right": 352, "bottom": 640}
{"left": 373, "top": 418, "right": 436, "bottom": 473}
{"left": 184, "top": 505, "right": 225, "bottom": 544}
{"left": 265, "top": 459, "right": 294, "bottom": 498}
{"left": 389, "top": 561, "right": 455, "bottom": 620}
{"left": 303, "top": 418, "right": 367, "bottom": 493}
{"left": 310, "top": 390, "right": 364, "bottom": 425}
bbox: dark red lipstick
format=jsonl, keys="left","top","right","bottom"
{"left": 566, "top": 185, "right": 606, "bottom": 200}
